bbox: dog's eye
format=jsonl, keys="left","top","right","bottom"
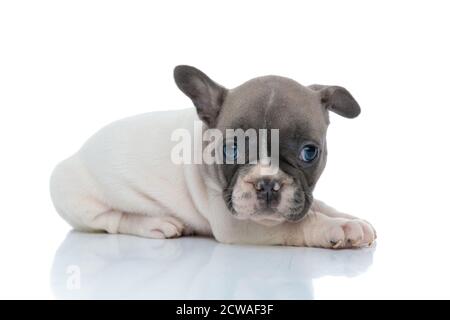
{"left": 299, "top": 145, "right": 318, "bottom": 163}
{"left": 223, "top": 143, "right": 239, "bottom": 162}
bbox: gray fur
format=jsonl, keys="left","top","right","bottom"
{"left": 174, "top": 65, "right": 360, "bottom": 221}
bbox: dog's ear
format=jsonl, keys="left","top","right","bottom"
{"left": 174, "top": 65, "right": 227, "bottom": 127}
{"left": 309, "top": 84, "right": 361, "bottom": 119}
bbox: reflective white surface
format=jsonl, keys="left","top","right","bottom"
{"left": 2, "top": 221, "right": 450, "bottom": 299}
{"left": 51, "top": 232, "right": 375, "bottom": 299}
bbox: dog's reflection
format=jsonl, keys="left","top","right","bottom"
{"left": 51, "top": 231, "right": 375, "bottom": 299}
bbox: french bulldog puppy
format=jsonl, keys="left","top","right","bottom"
{"left": 50, "top": 65, "right": 376, "bottom": 249}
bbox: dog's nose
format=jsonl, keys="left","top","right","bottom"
{"left": 254, "top": 179, "right": 281, "bottom": 203}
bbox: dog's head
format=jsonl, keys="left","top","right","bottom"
{"left": 174, "top": 65, "right": 360, "bottom": 226}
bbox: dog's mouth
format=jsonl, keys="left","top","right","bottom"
{"left": 224, "top": 166, "right": 313, "bottom": 224}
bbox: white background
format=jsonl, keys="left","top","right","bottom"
{"left": 1, "top": 0, "right": 449, "bottom": 299}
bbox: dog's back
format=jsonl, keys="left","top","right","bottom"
{"left": 50, "top": 108, "right": 211, "bottom": 236}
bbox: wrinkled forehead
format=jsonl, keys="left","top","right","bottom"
{"left": 216, "top": 76, "right": 329, "bottom": 142}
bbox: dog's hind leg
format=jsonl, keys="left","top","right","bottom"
{"left": 50, "top": 155, "right": 118, "bottom": 233}
{"left": 50, "top": 155, "right": 184, "bottom": 239}
{"left": 117, "top": 213, "right": 184, "bottom": 239}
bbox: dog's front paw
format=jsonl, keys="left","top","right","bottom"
{"left": 325, "top": 219, "right": 376, "bottom": 249}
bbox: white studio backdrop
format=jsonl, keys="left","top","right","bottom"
{"left": 0, "top": 0, "right": 449, "bottom": 298}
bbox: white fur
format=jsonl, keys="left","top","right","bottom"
{"left": 50, "top": 108, "right": 376, "bottom": 248}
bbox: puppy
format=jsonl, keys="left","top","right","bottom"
{"left": 50, "top": 65, "right": 376, "bottom": 248}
